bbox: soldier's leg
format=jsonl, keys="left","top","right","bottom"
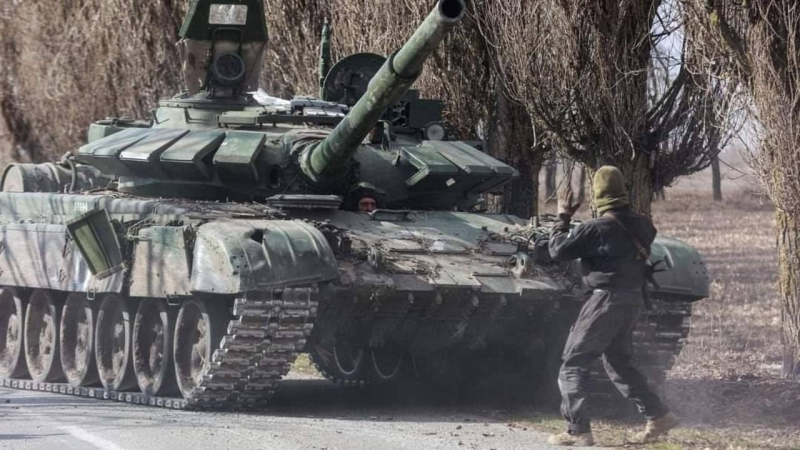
{"left": 558, "top": 292, "right": 627, "bottom": 433}
{"left": 601, "top": 306, "right": 669, "bottom": 420}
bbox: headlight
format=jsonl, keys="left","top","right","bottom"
{"left": 423, "top": 122, "right": 446, "bottom": 141}
{"left": 211, "top": 53, "right": 246, "bottom": 86}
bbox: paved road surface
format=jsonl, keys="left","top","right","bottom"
{"left": 0, "top": 377, "right": 600, "bottom": 450}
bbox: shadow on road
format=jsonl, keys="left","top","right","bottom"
{"left": 258, "top": 377, "right": 549, "bottom": 424}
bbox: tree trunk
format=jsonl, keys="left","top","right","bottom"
{"left": 778, "top": 210, "right": 800, "bottom": 379}
{"left": 711, "top": 156, "right": 722, "bottom": 201}
{"left": 545, "top": 158, "right": 557, "bottom": 203}
{"left": 486, "top": 90, "right": 540, "bottom": 218}
{"left": 626, "top": 156, "right": 653, "bottom": 217}
{"left": 577, "top": 165, "right": 587, "bottom": 204}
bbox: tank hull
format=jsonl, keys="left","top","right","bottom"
{"left": 0, "top": 192, "right": 704, "bottom": 409}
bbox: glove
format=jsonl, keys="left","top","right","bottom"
{"left": 557, "top": 187, "right": 581, "bottom": 219}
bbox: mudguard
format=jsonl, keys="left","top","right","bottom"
{"left": 650, "top": 236, "right": 710, "bottom": 300}
{"left": 190, "top": 219, "right": 339, "bottom": 294}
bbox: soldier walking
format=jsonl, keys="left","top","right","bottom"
{"left": 546, "top": 166, "right": 680, "bottom": 446}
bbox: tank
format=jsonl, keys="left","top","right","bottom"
{"left": 0, "top": 0, "right": 707, "bottom": 410}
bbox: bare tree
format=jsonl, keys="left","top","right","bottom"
{"left": 685, "top": 0, "right": 800, "bottom": 378}
{"left": 0, "top": 0, "right": 187, "bottom": 160}
{"left": 474, "top": 0, "right": 739, "bottom": 216}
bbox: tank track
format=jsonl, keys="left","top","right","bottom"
{"left": 305, "top": 298, "right": 693, "bottom": 400}
{"left": 0, "top": 286, "right": 318, "bottom": 410}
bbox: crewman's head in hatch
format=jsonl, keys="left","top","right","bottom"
{"left": 349, "top": 182, "right": 384, "bottom": 213}
{"left": 358, "top": 195, "right": 378, "bottom": 212}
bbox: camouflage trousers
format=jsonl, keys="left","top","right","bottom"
{"left": 558, "top": 289, "right": 669, "bottom": 433}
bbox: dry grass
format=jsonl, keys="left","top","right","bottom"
{"left": 652, "top": 192, "right": 781, "bottom": 380}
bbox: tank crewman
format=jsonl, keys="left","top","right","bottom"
{"left": 546, "top": 166, "right": 680, "bottom": 447}
{"left": 358, "top": 195, "right": 377, "bottom": 213}
{"left": 348, "top": 182, "right": 383, "bottom": 213}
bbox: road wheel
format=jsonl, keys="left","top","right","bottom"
{"left": 133, "top": 299, "right": 177, "bottom": 396}
{"left": 24, "top": 290, "right": 63, "bottom": 382}
{"left": 0, "top": 287, "right": 27, "bottom": 378}
{"left": 334, "top": 339, "right": 365, "bottom": 380}
{"left": 309, "top": 339, "right": 368, "bottom": 385}
{"left": 368, "top": 347, "right": 405, "bottom": 382}
{"left": 173, "top": 298, "right": 225, "bottom": 399}
{"left": 60, "top": 293, "right": 98, "bottom": 387}
{"left": 95, "top": 294, "right": 137, "bottom": 391}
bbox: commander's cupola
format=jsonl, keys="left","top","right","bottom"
{"left": 178, "top": 0, "right": 267, "bottom": 99}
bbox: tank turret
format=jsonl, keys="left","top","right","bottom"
{"left": 301, "top": 0, "right": 465, "bottom": 185}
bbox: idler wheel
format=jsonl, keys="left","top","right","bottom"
{"left": 174, "top": 299, "right": 225, "bottom": 399}
{"left": 60, "top": 293, "right": 98, "bottom": 386}
{"left": 95, "top": 294, "right": 137, "bottom": 391}
{"left": 0, "top": 288, "right": 28, "bottom": 378}
{"left": 133, "top": 299, "right": 177, "bottom": 396}
{"left": 24, "top": 290, "right": 63, "bottom": 382}
{"left": 369, "top": 347, "right": 405, "bottom": 381}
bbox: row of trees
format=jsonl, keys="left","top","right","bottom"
{"left": 684, "top": 0, "right": 800, "bottom": 378}
{"left": 0, "top": 0, "right": 797, "bottom": 377}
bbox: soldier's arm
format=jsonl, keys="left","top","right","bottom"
{"left": 548, "top": 219, "right": 597, "bottom": 262}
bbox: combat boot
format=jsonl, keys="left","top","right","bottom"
{"left": 547, "top": 431, "right": 595, "bottom": 446}
{"left": 635, "top": 412, "right": 680, "bottom": 443}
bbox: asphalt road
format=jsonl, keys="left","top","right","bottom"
{"left": 0, "top": 376, "right": 600, "bottom": 450}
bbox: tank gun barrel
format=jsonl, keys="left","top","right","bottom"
{"left": 302, "top": 0, "right": 465, "bottom": 183}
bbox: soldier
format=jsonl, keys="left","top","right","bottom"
{"left": 348, "top": 182, "right": 382, "bottom": 213}
{"left": 546, "top": 166, "right": 680, "bottom": 447}
{"left": 357, "top": 194, "right": 378, "bottom": 213}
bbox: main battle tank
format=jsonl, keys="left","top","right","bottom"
{"left": 0, "top": 0, "right": 707, "bottom": 409}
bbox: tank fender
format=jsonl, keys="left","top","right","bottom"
{"left": 191, "top": 219, "right": 339, "bottom": 294}
{"left": 650, "top": 236, "right": 710, "bottom": 300}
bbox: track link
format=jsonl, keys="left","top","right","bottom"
{"left": 0, "top": 286, "right": 318, "bottom": 410}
